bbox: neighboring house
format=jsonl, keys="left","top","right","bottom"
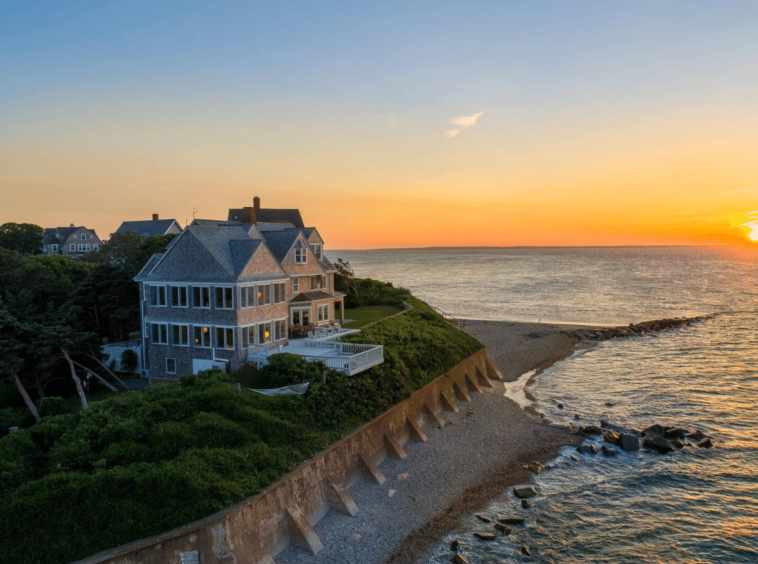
{"left": 115, "top": 214, "right": 183, "bottom": 238}
{"left": 135, "top": 202, "right": 381, "bottom": 381}
{"left": 227, "top": 196, "right": 305, "bottom": 227}
{"left": 41, "top": 224, "right": 103, "bottom": 257}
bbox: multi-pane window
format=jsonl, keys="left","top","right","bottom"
{"left": 170, "top": 286, "right": 188, "bottom": 307}
{"left": 77, "top": 244, "right": 91, "bottom": 252}
{"left": 216, "top": 287, "right": 233, "bottom": 309}
{"left": 294, "top": 248, "right": 307, "bottom": 264}
{"left": 274, "top": 319, "right": 287, "bottom": 340}
{"left": 258, "top": 322, "right": 272, "bottom": 344}
{"left": 194, "top": 326, "right": 212, "bottom": 348}
{"left": 240, "top": 286, "right": 256, "bottom": 308}
{"left": 193, "top": 286, "right": 210, "bottom": 308}
{"left": 310, "top": 276, "right": 326, "bottom": 290}
{"left": 258, "top": 284, "right": 271, "bottom": 306}
{"left": 149, "top": 285, "right": 167, "bottom": 306}
{"left": 216, "top": 327, "right": 235, "bottom": 349}
{"left": 51, "top": 244, "right": 58, "bottom": 252}
{"left": 70, "top": 244, "right": 75, "bottom": 251}
{"left": 166, "top": 358, "right": 177, "bottom": 374}
{"left": 92, "top": 244, "right": 98, "bottom": 251}
{"left": 273, "top": 283, "right": 286, "bottom": 303}
{"left": 292, "top": 277, "right": 299, "bottom": 292}
{"left": 151, "top": 323, "right": 168, "bottom": 344}
{"left": 312, "top": 244, "right": 322, "bottom": 260}
{"left": 172, "top": 324, "right": 189, "bottom": 346}
{"left": 318, "top": 304, "right": 329, "bottom": 323}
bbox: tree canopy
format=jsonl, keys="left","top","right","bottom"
{"left": 0, "top": 223, "right": 43, "bottom": 255}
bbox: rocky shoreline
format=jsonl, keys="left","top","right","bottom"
{"left": 568, "top": 315, "right": 713, "bottom": 342}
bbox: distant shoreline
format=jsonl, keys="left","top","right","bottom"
{"left": 331, "top": 244, "right": 736, "bottom": 252}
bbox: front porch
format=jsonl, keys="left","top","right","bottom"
{"left": 248, "top": 336, "right": 384, "bottom": 376}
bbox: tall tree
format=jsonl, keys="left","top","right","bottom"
{"left": 0, "top": 223, "right": 44, "bottom": 255}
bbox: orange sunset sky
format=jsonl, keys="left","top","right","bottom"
{"left": 2, "top": 2, "right": 758, "bottom": 249}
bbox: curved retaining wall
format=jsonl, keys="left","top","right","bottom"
{"left": 74, "top": 348, "right": 502, "bottom": 564}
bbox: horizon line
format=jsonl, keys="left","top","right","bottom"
{"left": 329, "top": 244, "right": 749, "bottom": 252}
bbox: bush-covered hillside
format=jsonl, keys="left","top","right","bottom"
{"left": 0, "top": 284, "right": 482, "bottom": 564}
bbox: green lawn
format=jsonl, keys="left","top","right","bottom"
{"left": 342, "top": 305, "right": 404, "bottom": 328}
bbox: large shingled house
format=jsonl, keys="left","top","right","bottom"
{"left": 135, "top": 198, "right": 383, "bottom": 381}
{"left": 115, "top": 214, "right": 183, "bottom": 238}
{"left": 41, "top": 224, "right": 103, "bottom": 257}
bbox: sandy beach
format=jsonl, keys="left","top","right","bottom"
{"left": 275, "top": 320, "right": 590, "bottom": 564}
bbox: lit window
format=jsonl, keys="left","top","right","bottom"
{"left": 294, "top": 248, "right": 307, "bottom": 264}
{"left": 193, "top": 286, "right": 210, "bottom": 308}
{"left": 166, "top": 358, "right": 176, "bottom": 374}
{"left": 193, "top": 326, "right": 212, "bottom": 347}
{"left": 215, "top": 287, "right": 233, "bottom": 309}
{"left": 151, "top": 323, "right": 168, "bottom": 344}
{"left": 172, "top": 324, "right": 189, "bottom": 346}
{"left": 258, "top": 322, "right": 272, "bottom": 344}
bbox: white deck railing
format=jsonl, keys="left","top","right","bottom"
{"left": 248, "top": 341, "right": 383, "bottom": 376}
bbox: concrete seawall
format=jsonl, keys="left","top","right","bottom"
{"left": 74, "top": 348, "right": 501, "bottom": 564}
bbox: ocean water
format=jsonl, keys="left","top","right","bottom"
{"left": 329, "top": 247, "right": 758, "bottom": 564}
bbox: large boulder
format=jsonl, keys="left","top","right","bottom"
{"left": 513, "top": 486, "right": 539, "bottom": 499}
{"left": 687, "top": 430, "right": 706, "bottom": 442}
{"left": 601, "top": 445, "right": 618, "bottom": 456}
{"left": 643, "top": 435, "right": 675, "bottom": 454}
{"left": 697, "top": 438, "right": 713, "bottom": 448}
{"left": 603, "top": 431, "right": 620, "bottom": 445}
{"left": 643, "top": 424, "right": 665, "bottom": 436}
{"left": 581, "top": 425, "right": 603, "bottom": 435}
{"left": 618, "top": 433, "right": 640, "bottom": 452}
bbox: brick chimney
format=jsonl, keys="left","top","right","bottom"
{"left": 152, "top": 213, "right": 159, "bottom": 221}
{"left": 241, "top": 206, "right": 256, "bottom": 224}
{"left": 254, "top": 196, "right": 261, "bottom": 211}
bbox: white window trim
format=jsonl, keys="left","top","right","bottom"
{"left": 51, "top": 244, "right": 58, "bottom": 252}
{"left": 170, "top": 285, "right": 189, "bottom": 308}
{"left": 240, "top": 284, "right": 257, "bottom": 309}
{"left": 215, "top": 286, "right": 234, "bottom": 310}
{"left": 290, "top": 307, "right": 311, "bottom": 325}
{"left": 292, "top": 277, "right": 299, "bottom": 293}
{"left": 193, "top": 325, "right": 213, "bottom": 348}
{"left": 317, "top": 304, "right": 330, "bottom": 324}
{"left": 70, "top": 244, "right": 75, "bottom": 251}
{"left": 294, "top": 247, "right": 307, "bottom": 264}
{"left": 311, "top": 244, "right": 322, "bottom": 260}
{"left": 166, "top": 358, "right": 177, "bottom": 374}
{"left": 151, "top": 322, "right": 169, "bottom": 345}
{"left": 215, "top": 325, "right": 236, "bottom": 350}
{"left": 148, "top": 285, "right": 168, "bottom": 307}
{"left": 171, "top": 324, "right": 190, "bottom": 347}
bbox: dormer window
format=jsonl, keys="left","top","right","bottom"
{"left": 312, "top": 244, "right": 322, "bottom": 260}
{"left": 294, "top": 248, "right": 307, "bottom": 264}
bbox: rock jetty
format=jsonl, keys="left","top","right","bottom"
{"left": 570, "top": 315, "right": 711, "bottom": 342}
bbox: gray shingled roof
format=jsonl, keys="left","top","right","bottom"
{"left": 227, "top": 208, "right": 304, "bottom": 227}
{"left": 116, "top": 219, "right": 180, "bottom": 237}
{"left": 290, "top": 290, "right": 334, "bottom": 303}
{"left": 229, "top": 239, "right": 263, "bottom": 276}
{"left": 42, "top": 227, "right": 77, "bottom": 246}
{"left": 260, "top": 230, "right": 303, "bottom": 262}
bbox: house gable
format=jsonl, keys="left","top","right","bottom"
{"left": 142, "top": 230, "right": 235, "bottom": 282}
{"left": 237, "top": 242, "right": 288, "bottom": 281}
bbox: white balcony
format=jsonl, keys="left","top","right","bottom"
{"left": 248, "top": 337, "right": 384, "bottom": 376}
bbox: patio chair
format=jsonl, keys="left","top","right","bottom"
{"left": 307, "top": 331, "right": 314, "bottom": 340}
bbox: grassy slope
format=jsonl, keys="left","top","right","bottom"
{"left": 0, "top": 291, "right": 482, "bottom": 564}
{"left": 342, "top": 305, "right": 404, "bottom": 328}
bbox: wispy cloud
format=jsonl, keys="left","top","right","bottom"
{"left": 445, "top": 111, "right": 486, "bottom": 138}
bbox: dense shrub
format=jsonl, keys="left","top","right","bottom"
{"left": 343, "top": 277, "right": 410, "bottom": 308}
{"left": 120, "top": 349, "right": 139, "bottom": 373}
{"left": 0, "top": 407, "right": 26, "bottom": 433}
{"left": 37, "top": 396, "right": 69, "bottom": 418}
{"left": 0, "top": 282, "right": 482, "bottom": 564}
